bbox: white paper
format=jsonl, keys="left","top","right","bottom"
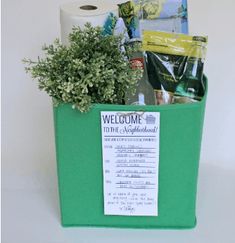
{"left": 101, "top": 111, "right": 160, "bottom": 216}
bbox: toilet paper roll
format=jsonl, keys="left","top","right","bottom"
{"left": 60, "top": 0, "right": 119, "bottom": 45}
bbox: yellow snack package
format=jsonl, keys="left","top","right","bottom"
{"left": 142, "top": 31, "right": 208, "bottom": 104}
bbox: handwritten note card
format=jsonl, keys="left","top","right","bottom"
{"left": 101, "top": 111, "right": 160, "bottom": 216}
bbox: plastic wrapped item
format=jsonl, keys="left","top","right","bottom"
{"left": 102, "top": 12, "right": 118, "bottom": 36}
{"left": 131, "top": 0, "right": 188, "bottom": 34}
{"left": 118, "top": 1, "right": 141, "bottom": 39}
{"left": 113, "top": 18, "right": 130, "bottom": 42}
{"left": 143, "top": 31, "right": 207, "bottom": 104}
{"left": 113, "top": 18, "right": 130, "bottom": 54}
{"left": 118, "top": 0, "right": 188, "bottom": 40}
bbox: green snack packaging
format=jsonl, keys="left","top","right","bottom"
{"left": 143, "top": 31, "right": 208, "bottom": 104}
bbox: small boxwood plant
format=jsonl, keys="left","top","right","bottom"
{"left": 23, "top": 23, "right": 141, "bottom": 112}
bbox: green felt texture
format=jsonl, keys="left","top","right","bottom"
{"left": 53, "top": 78, "right": 207, "bottom": 229}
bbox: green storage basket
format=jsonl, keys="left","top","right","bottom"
{"left": 53, "top": 77, "right": 207, "bottom": 229}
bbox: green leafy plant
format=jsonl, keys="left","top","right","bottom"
{"left": 23, "top": 23, "right": 142, "bottom": 112}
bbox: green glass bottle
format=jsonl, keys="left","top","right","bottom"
{"left": 126, "top": 41, "right": 156, "bottom": 105}
{"left": 175, "top": 37, "right": 207, "bottom": 103}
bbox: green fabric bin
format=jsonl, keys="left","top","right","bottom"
{"left": 53, "top": 77, "right": 207, "bottom": 229}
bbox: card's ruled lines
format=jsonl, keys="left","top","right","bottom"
{"left": 116, "top": 187, "right": 155, "bottom": 190}
{"left": 116, "top": 157, "right": 156, "bottom": 159}
{"left": 115, "top": 147, "right": 156, "bottom": 150}
{"left": 116, "top": 182, "right": 156, "bottom": 185}
{"left": 116, "top": 166, "right": 156, "bottom": 168}
{"left": 115, "top": 151, "right": 156, "bottom": 154}
{"left": 104, "top": 136, "right": 156, "bottom": 138}
{"left": 116, "top": 161, "right": 156, "bottom": 164}
{"left": 116, "top": 171, "right": 156, "bottom": 174}
{"left": 116, "top": 176, "right": 155, "bottom": 178}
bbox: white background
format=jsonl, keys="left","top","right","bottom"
{"left": 2, "top": 0, "right": 235, "bottom": 242}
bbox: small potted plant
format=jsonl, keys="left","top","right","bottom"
{"left": 23, "top": 23, "right": 142, "bottom": 112}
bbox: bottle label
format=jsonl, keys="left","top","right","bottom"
{"left": 138, "top": 93, "right": 145, "bottom": 105}
{"left": 130, "top": 57, "right": 144, "bottom": 70}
